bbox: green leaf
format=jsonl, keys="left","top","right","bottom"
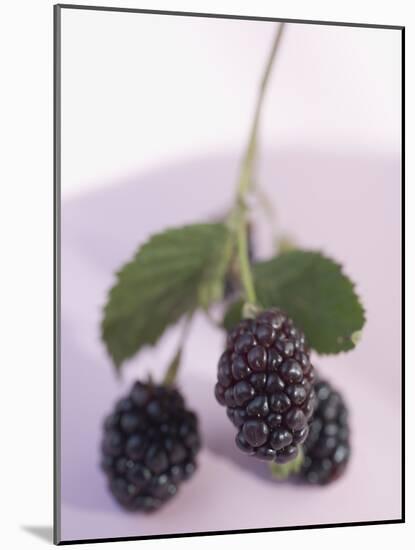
{"left": 223, "top": 250, "right": 365, "bottom": 355}
{"left": 102, "top": 223, "right": 231, "bottom": 368}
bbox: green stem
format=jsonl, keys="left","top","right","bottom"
{"left": 269, "top": 446, "right": 304, "bottom": 479}
{"left": 243, "top": 22, "right": 285, "bottom": 188}
{"left": 229, "top": 23, "right": 285, "bottom": 307}
{"left": 163, "top": 313, "right": 193, "bottom": 386}
{"left": 236, "top": 216, "right": 257, "bottom": 304}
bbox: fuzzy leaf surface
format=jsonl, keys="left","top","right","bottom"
{"left": 102, "top": 223, "right": 230, "bottom": 368}
{"left": 223, "top": 250, "right": 365, "bottom": 354}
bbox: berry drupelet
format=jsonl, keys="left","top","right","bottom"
{"left": 215, "top": 308, "right": 316, "bottom": 464}
{"left": 300, "top": 378, "right": 350, "bottom": 485}
{"left": 101, "top": 381, "right": 201, "bottom": 512}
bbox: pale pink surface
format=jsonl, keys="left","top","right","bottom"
{"left": 60, "top": 150, "right": 402, "bottom": 541}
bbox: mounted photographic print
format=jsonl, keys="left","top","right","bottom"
{"left": 54, "top": 4, "right": 404, "bottom": 545}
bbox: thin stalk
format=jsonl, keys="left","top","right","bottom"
{"left": 163, "top": 313, "right": 193, "bottom": 386}
{"left": 229, "top": 23, "right": 285, "bottom": 307}
{"left": 236, "top": 215, "right": 257, "bottom": 304}
{"left": 242, "top": 22, "right": 285, "bottom": 191}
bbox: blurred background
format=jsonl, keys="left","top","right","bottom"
{"left": 61, "top": 10, "right": 401, "bottom": 198}
{"left": 59, "top": 8, "right": 402, "bottom": 543}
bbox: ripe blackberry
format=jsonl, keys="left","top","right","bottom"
{"left": 101, "top": 381, "right": 201, "bottom": 512}
{"left": 300, "top": 378, "right": 350, "bottom": 485}
{"left": 215, "top": 308, "right": 316, "bottom": 464}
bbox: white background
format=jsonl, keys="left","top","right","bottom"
{"left": 0, "top": 1, "right": 411, "bottom": 550}
{"left": 61, "top": 7, "right": 401, "bottom": 197}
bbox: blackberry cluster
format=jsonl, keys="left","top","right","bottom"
{"left": 101, "top": 381, "right": 200, "bottom": 512}
{"left": 300, "top": 378, "right": 350, "bottom": 485}
{"left": 215, "top": 308, "right": 316, "bottom": 464}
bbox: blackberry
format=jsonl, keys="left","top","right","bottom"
{"left": 101, "top": 381, "right": 201, "bottom": 512}
{"left": 300, "top": 378, "right": 350, "bottom": 485}
{"left": 215, "top": 308, "right": 316, "bottom": 464}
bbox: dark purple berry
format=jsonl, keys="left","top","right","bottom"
{"left": 120, "top": 412, "right": 142, "bottom": 433}
{"left": 255, "top": 323, "right": 277, "bottom": 346}
{"left": 215, "top": 308, "right": 315, "bottom": 463}
{"left": 235, "top": 333, "right": 256, "bottom": 354}
{"left": 101, "top": 381, "right": 200, "bottom": 511}
{"left": 102, "top": 431, "right": 123, "bottom": 457}
{"left": 275, "top": 444, "right": 298, "bottom": 464}
{"left": 266, "top": 372, "right": 285, "bottom": 393}
{"left": 255, "top": 447, "right": 277, "bottom": 461}
{"left": 224, "top": 387, "right": 237, "bottom": 407}
{"left": 280, "top": 360, "right": 303, "bottom": 384}
{"left": 267, "top": 413, "right": 283, "bottom": 428}
{"left": 270, "top": 428, "right": 293, "bottom": 451}
{"left": 228, "top": 407, "right": 247, "bottom": 427}
{"left": 235, "top": 431, "right": 255, "bottom": 455}
{"left": 214, "top": 383, "right": 226, "bottom": 405}
{"left": 285, "top": 408, "right": 307, "bottom": 431}
{"left": 242, "top": 420, "right": 269, "bottom": 447}
{"left": 125, "top": 434, "right": 146, "bottom": 460}
{"left": 286, "top": 384, "right": 307, "bottom": 405}
{"left": 246, "top": 395, "right": 269, "bottom": 417}
{"left": 233, "top": 381, "right": 255, "bottom": 406}
{"left": 127, "top": 464, "right": 151, "bottom": 487}
{"left": 231, "top": 354, "right": 251, "bottom": 379}
{"left": 130, "top": 383, "right": 150, "bottom": 407}
{"left": 250, "top": 372, "right": 267, "bottom": 391}
{"left": 145, "top": 446, "right": 169, "bottom": 475}
{"left": 293, "top": 425, "right": 309, "bottom": 444}
{"left": 247, "top": 346, "right": 267, "bottom": 371}
{"left": 218, "top": 352, "right": 232, "bottom": 387}
{"left": 270, "top": 392, "right": 291, "bottom": 413}
{"left": 267, "top": 348, "right": 284, "bottom": 371}
{"left": 300, "top": 378, "right": 350, "bottom": 485}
